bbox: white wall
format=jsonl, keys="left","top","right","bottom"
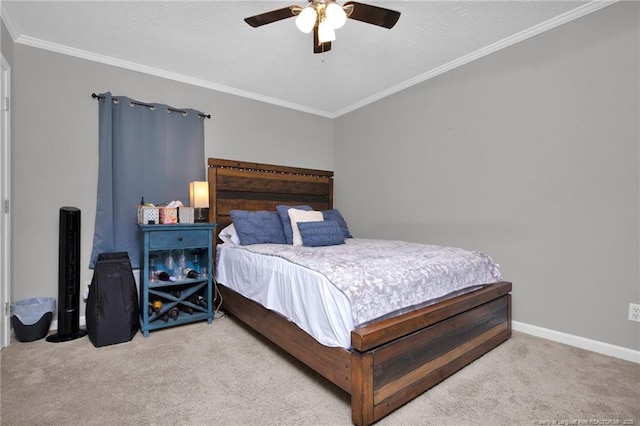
{"left": 9, "top": 44, "right": 333, "bottom": 311}
{"left": 334, "top": 1, "right": 640, "bottom": 351}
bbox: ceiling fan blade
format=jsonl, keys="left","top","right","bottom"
{"left": 244, "top": 6, "right": 298, "bottom": 28}
{"left": 343, "top": 1, "right": 401, "bottom": 29}
{"left": 313, "top": 25, "right": 332, "bottom": 54}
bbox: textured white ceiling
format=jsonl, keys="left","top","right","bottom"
{"left": 2, "top": 1, "right": 612, "bottom": 117}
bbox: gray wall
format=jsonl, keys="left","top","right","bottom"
{"left": 334, "top": 1, "right": 640, "bottom": 350}
{"left": 10, "top": 44, "right": 333, "bottom": 308}
{"left": 2, "top": 20, "right": 14, "bottom": 65}
{"left": 4, "top": 2, "right": 639, "bottom": 352}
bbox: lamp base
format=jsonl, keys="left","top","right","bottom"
{"left": 194, "top": 207, "right": 209, "bottom": 223}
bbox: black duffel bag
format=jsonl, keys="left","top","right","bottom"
{"left": 86, "top": 252, "right": 139, "bottom": 347}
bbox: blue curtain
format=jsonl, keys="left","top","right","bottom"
{"left": 90, "top": 92, "right": 205, "bottom": 268}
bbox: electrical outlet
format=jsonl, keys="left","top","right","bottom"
{"left": 629, "top": 303, "right": 640, "bottom": 323}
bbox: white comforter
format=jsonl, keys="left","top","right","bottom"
{"left": 217, "top": 239, "right": 502, "bottom": 347}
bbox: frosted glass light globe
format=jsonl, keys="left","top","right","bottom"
{"left": 325, "top": 2, "right": 347, "bottom": 29}
{"left": 318, "top": 20, "right": 336, "bottom": 43}
{"left": 295, "top": 6, "right": 317, "bottom": 33}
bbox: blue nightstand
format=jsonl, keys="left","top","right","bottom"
{"left": 139, "top": 223, "right": 216, "bottom": 337}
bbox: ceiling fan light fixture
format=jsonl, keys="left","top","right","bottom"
{"left": 318, "top": 20, "right": 336, "bottom": 43}
{"left": 295, "top": 6, "right": 317, "bottom": 33}
{"left": 325, "top": 2, "right": 347, "bottom": 29}
{"left": 244, "top": 1, "right": 401, "bottom": 54}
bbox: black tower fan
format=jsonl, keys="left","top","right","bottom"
{"left": 46, "top": 206, "right": 87, "bottom": 342}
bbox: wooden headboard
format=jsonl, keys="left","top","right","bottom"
{"left": 207, "top": 158, "right": 334, "bottom": 234}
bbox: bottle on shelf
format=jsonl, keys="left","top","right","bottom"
{"left": 157, "top": 271, "right": 176, "bottom": 282}
{"left": 183, "top": 268, "right": 199, "bottom": 279}
{"left": 148, "top": 299, "right": 162, "bottom": 316}
{"left": 178, "top": 304, "right": 193, "bottom": 315}
{"left": 167, "top": 307, "right": 179, "bottom": 320}
{"left": 191, "top": 250, "right": 201, "bottom": 273}
{"left": 189, "top": 294, "right": 207, "bottom": 308}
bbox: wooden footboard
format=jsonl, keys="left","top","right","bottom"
{"left": 218, "top": 281, "right": 512, "bottom": 426}
{"left": 350, "top": 284, "right": 511, "bottom": 425}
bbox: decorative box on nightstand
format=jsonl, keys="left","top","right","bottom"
{"left": 138, "top": 223, "right": 216, "bottom": 337}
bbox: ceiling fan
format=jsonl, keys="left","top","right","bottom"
{"left": 244, "top": 1, "right": 401, "bottom": 54}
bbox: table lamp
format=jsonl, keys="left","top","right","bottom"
{"left": 189, "top": 181, "right": 209, "bottom": 223}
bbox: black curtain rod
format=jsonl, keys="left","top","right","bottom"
{"left": 91, "top": 93, "right": 211, "bottom": 119}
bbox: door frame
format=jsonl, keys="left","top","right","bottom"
{"left": 1, "top": 53, "right": 12, "bottom": 348}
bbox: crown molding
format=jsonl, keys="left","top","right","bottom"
{"left": 2, "top": 3, "right": 332, "bottom": 116}
{"left": 333, "top": 0, "right": 619, "bottom": 117}
{"left": 3, "top": 0, "right": 618, "bottom": 119}
{"left": 0, "top": 4, "right": 21, "bottom": 41}
{"left": 13, "top": 34, "right": 335, "bottom": 118}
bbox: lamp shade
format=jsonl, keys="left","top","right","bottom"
{"left": 189, "top": 181, "right": 209, "bottom": 208}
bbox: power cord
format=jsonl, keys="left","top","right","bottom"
{"left": 212, "top": 277, "right": 226, "bottom": 320}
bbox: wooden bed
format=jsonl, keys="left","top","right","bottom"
{"left": 207, "top": 157, "right": 512, "bottom": 425}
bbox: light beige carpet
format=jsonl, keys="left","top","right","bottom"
{"left": 1, "top": 316, "right": 638, "bottom": 425}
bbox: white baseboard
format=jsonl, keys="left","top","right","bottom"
{"left": 512, "top": 320, "right": 640, "bottom": 364}
{"left": 40, "top": 318, "right": 639, "bottom": 364}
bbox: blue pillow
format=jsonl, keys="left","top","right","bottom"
{"left": 322, "top": 209, "right": 352, "bottom": 239}
{"left": 276, "top": 205, "right": 313, "bottom": 244}
{"left": 298, "top": 220, "right": 346, "bottom": 247}
{"left": 230, "top": 210, "right": 286, "bottom": 245}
